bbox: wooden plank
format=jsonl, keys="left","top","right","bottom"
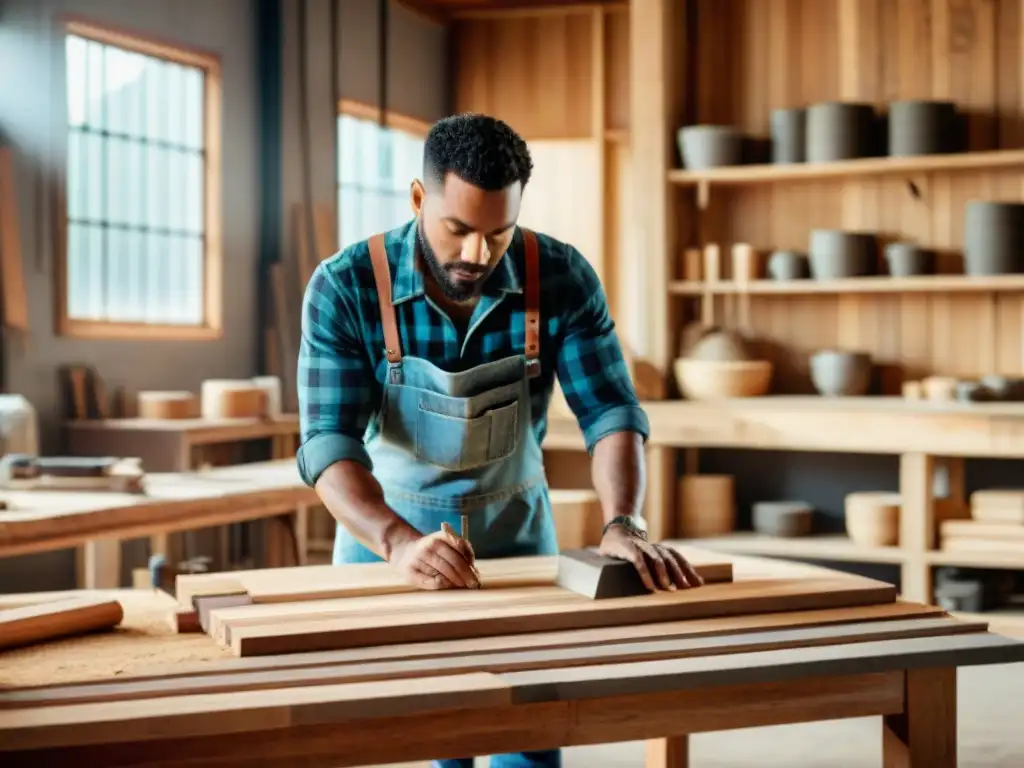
{"left": 0, "top": 597, "right": 123, "bottom": 651}
{"left": 29, "top": 600, "right": 948, "bottom": 687}
{"left": 0, "top": 672, "right": 512, "bottom": 752}
{"left": 225, "top": 576, "right": 898, "bottom": 656}
{"left": 176, "top": 549, "right": 734, "bottom": 607}
{"left": 502, "top": 631, "right": 1024, "bottom": 703}
{"left": 0, "top": 617, "right": 982, "bottom": 710}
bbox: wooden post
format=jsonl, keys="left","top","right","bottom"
{"left": 646, "top": 735, "right": 689, "bottom": 768}
{"left": 630, "top": 0, "right": 684, "bottom": 550}
{"left": 883, "top": 667, "right": 957, "bottom": 768}
{"left": 898, "top": 452, "right": 935, "bottom": 603}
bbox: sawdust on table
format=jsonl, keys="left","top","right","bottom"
{"left": 0, "top": 588, "right": 232, "bottom": 688}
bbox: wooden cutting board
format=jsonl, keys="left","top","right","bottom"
{"left": 214, "top": 575, "right": 897, "bottom": 656}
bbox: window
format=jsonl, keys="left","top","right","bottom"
{"left": 60, "top": 19, "right": 221, "bottom": 339}
{"left": 337, "top": 100, "right": 429, "bottom": 250}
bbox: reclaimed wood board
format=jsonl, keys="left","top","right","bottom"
{"left": 0, "top": 597, "right": 123, "bottom": 651}
{"left": 0, "top": 616, "right": 982, "bottom": 709}
{"left": 215, "top": 575, "right": 898, "bottom": 656}
{"left": 175, "top": 549, "right": 736, "bottom": 607}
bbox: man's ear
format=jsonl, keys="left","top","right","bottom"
{"left": 410, "top": 179, "right": 425, "bottom": 217}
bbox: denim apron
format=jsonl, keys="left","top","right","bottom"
{"left": 332, "top": 228, "right": 560, "bottom": 565}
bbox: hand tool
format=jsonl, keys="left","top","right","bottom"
{"left": 441, "top": 520, "right": 480, "bottom": 587}
{"left": 554, "top": 547, "right": 654, "bottom": 600}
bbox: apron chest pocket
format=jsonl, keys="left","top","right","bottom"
{"left": 415, "top": 399, "right": 520, "bottom": 471}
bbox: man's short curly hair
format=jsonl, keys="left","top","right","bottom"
{"left": 423, "top": 113, "right": 533, "bottom": 192}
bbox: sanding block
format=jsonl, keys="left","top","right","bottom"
{"left": 554, "top": 547, "right": 653, "bottom": 600}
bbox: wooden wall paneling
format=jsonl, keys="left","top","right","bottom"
{"left": 452, "top": 13, "right": 594, "bottom": 139}
{"left": 604, "top": 8, "right": 630, "bottom": 135}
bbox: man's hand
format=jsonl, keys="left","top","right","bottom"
{"left": 389, "top": 526, "right": 480, "bottom": 590}
{"left": 599, "top": 523, "right": 704, "bottom": 591}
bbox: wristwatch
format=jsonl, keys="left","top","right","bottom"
{"left": 602, "top": 515, "right": 648, "bottom": 541}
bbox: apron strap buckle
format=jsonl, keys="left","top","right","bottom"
{"left": 525, "top": 358, "right": 541, "bottom": 379}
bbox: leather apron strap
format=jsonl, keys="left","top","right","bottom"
{"left": 367, "top": 228, "right": 541, "bottom": 375}
{"left": 368, "top": 234, "right": 402, "bottom": 364}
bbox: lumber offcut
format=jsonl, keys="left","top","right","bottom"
{"left": 0, "top": 597, "right": 123, "bottom": 651}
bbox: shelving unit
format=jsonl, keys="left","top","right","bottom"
{"left": 669, "top": 275, "right": 1024, "bottom": 296}
{"left": 667, "top": 148, "right": 1024, "bottom": 186}
{"left": 628, "top": 0, "right": 1024, "bottom": 628}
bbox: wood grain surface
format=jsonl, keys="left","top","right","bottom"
{"left": 219, "top": 576, "right": 898, "bottom": 656}
{"left": 175, "top": 546, "right": 735, "bottom": 607}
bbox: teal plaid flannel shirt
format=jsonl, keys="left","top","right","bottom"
{"left": 296, "top": 219, "right": 649, "bottom": 486}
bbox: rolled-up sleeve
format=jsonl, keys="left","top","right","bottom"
{"left": 296, "top": 262, "right": 376, "bottom": 486}
{"left": 555, "top": 248, "right": 650, "bottom": 453}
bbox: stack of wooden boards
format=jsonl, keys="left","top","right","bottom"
{"left": 5, "top": 547, "right": 1024, "bottom": 765}
{"left": 174, "top": 545, "right": 919, "bottom": 658}
{"left": 939, "top": 489, "right": 1024, "bottom": 558}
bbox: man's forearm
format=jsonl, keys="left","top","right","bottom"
{"left": 590, "top": 430, "right": 646, "bottom": 524}
{"left": 315, "top": 460, "right": 421, "bottom": 561}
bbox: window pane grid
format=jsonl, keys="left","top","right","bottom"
{"left": 337, "top": 113, "right": 424, "bottom": 251}
{"left": 65, "top": 32, "right": 207, "bottom": 327}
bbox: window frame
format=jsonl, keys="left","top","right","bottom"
{"left": 336, "top": 99, "right": 430, "bottom": 249}
{"left": 56, "top": 17, "right": 223, "bottom": 341}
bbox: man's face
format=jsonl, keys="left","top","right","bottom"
{"left": 412, "top": 173, "right": 522, "bottom": 302}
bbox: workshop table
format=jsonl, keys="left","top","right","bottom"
{"left": 0, "top": 460, "right": 318, "bottom": 588}
{"left": 1, "top": 554, "right": 1021, "bottom": 767}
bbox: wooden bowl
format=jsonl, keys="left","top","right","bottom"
{"left": 844, "top": 491, "right": 900, "bottom": 547}
{"left": 674, "top": 359, "right": 773, "bottom": 400}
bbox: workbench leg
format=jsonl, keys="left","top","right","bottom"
{"left": 75, "top": 539, "right": 122, "bottom": 588}
{"left": 882, "top": 667, "right": 956, "bottom": 768}
{"left": 645, "top": 736, "right": 688, "bottom": 768}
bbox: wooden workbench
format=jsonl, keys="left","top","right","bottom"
{"left": 543, "top": 397, "right": 1024, "bottom": 612}
{"left": 0, "top": 461, "right": 318, "bottom": 588}
{"left": 63, "top": 416, "right": 301, "bottom": 472}
{"left": 1, "top": 553, "right": 1021, "bottom": 768}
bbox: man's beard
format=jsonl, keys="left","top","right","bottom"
{"left": 417, "top": 220, "right": 489, "bottom": 302}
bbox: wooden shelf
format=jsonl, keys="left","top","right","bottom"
{"left": 667, "top": 148, "right": 1024, "bottom": 186}
{"left": 951, "top": 609, "right": 1024, "bottom": 639}
{"left": 668, "top": 275, "right": 1024, "bottom": 296}
{"left": 928, "top": 549, "right": 1024, "bottom": 571}
{"left": 687, "top": 532, "right": 906, "bottom": 565}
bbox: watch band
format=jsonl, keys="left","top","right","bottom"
{"left": 602, "top": 515, "right": 648, "bottom": 541}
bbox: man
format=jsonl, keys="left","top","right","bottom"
{"left": 297, "top": 113, "right": 701, "bottom": 768}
